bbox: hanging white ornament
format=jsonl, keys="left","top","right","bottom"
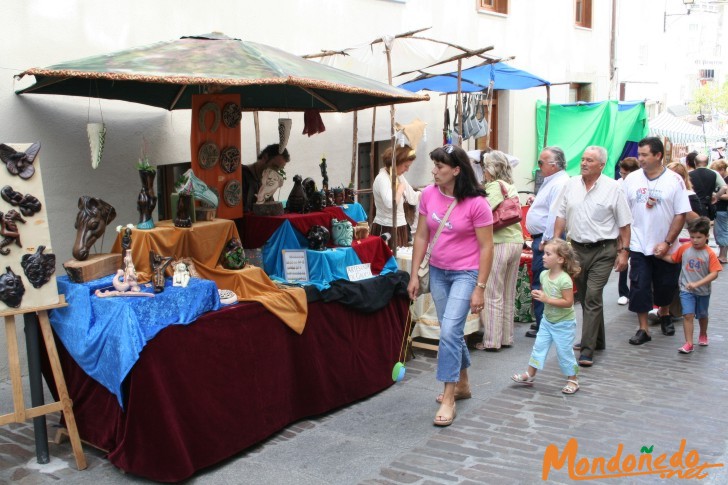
{"left": 278, "top": 118, "right": 292, "bottom": 153}
{"left": 87, "top": 122, "right": 106, "bottom": 169}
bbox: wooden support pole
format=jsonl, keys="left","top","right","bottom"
{"left": 253, "top": 112, "right": 261, "bottom": 155}
{"left": 457, "top": 59, "right": 463, "bottom": 147}
{"left": 544, "top": 85, "right": 551, "bottom": 147}
{"left": 351, "top": 111, "right": 358, "bottom": 190}
{"left": 369, "top": 107, "right": 377, "bottom": 221}
{"left": 386, "top": 41, "right": 399, "bottom": 256}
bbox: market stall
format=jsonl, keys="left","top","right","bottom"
{"left": 14, "top": 32, "right": 427, "bottom": 478}
{"left": 45, "top": 293, "right": 408, "bottom": 482}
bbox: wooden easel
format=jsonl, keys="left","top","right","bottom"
{"left": 0, "top": 295, "right": 87, "bottom": 470}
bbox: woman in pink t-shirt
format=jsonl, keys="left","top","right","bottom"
{"left": 407, "top": 144, "right": 494, "bottom": 427}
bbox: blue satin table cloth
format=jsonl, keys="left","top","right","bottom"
{"left": 49, "top": 275, "right": 220, "bottom": 406}
{"left": 340, "top": 202, "right": 367, "bottom": 222}
{"left": 261, "top": 219, "right": 398, "bottom": 290}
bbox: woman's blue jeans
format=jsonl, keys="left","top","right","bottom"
{"left": 429, "top": 265, "right": 477, "bottom": 382}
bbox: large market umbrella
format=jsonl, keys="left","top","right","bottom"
{"left": 15, "top": 33, "right": 428, "bottom": 112}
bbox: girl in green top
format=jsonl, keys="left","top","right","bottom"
{"left": 511, "top": 239, "right": 582, "bottom": 394}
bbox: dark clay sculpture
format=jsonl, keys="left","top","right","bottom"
{"left": 220, "top": 238, "right": 246, "bottom": 269}
{"left": 20, "top": 245, "right": 56, "bottom": 289}
{"left": 0, "top": 209, "right": 26, "bottom": 255}
{"left": 121, "top": 226, "right": 133, "bottom": 252}
{"left": 333, "top": 188, "right": 345, "bottom": 206}
{"left": 2, "top": 186, "right": 42, "bottom": 217}
{"left": 0, "top": 142, "right": 41, "bottom": 180}
{"left": 286, "top": 174, "right": 307, "bottom": 214}
{"left": 0, "top": 266, "right": 25, "bottom": 308}
{"left": 302, "top": 177, "right": 316, "bottom": 203}
{"left": 344, "top": 187, "right": 355, "bottom": 204}
{"left": 173, "top": 194, "right": 192, "bottom": 228}
{"left": 149, "top": 250, "right": 174, "bottom": 293}
{"left": 119, "top": 225, "right": 133, "bottom": 269}
{"left": 72, "top": 196, "right": 117, "bottom": 261}
{"left": 306, "top": 225, "right": 330, "bottom": 251}
{"left": 1, "top": 185, "right": 22, "bottom": 205}
{"left": 319, "top": 157, "right": 329, "bottom": 191}
{"left": 137, "top": 169, "right": 157, "bottom": 228}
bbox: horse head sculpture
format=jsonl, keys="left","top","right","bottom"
{"left": 72, "top": 196, "right": 117, "bottom": 261}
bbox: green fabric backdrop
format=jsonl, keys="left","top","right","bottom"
{"left": 536, "top": 100, "right": 649, "bottom": 177}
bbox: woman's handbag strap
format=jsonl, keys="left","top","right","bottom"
{"left": 420, "top": 200, "right": 457, "bottom": 269}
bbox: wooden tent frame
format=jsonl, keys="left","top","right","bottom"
{"left": 304, "top": 28, "right": 504, "bottom": 255}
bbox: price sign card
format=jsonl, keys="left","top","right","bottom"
{"left": 282, "top": 249, "right": 309, "bottom": 282}
{"left": 346, "top": 263, "right": 373, "bottom": 282}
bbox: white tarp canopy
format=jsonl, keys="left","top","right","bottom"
{"left": 649, "top": 111, "right": 724, "bottom": 145}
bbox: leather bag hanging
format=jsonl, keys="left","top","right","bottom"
{"left": 491, "top": 181, "right": 522, "bottom": 231}
{"left": 452, "top": 97, "right": 461, "bottom": 141}
{"left": 473, "top": 94, "right": 488, "bottom": 139}
{"left": 443, "top": 104, "right": 451, "bottom": 145}
{"left": 463, "top": 95, "right": 479, "bottom": 140}
{"left": 417, "top": 200, "right": 457, "bottom": 294}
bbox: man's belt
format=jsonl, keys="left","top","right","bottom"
{"left": 530, "top": 233, "right": 543, "bottom": 239}
{"left": 570, "top": 239, "right": 616, "bottom": 249}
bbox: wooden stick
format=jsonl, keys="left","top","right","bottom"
{"left": 457, "top": 59, "right": 463, "bottom": 147}
{"left": 369, "top": 108, "right": 377, "bottom": 220}
{"left": 4, "top": 316, "right": 26, "bottom": 423}
{"left": 544, "top": 85, "right": 551, "bottom": 147}
{"left": 351, "top": 111, "right": 358, "bottom": 189}
{"left": 386, "top": 41, "right": 398, "bottom": 256}
{"left": 253, "top": 112, "right": 260, "bottom": 155}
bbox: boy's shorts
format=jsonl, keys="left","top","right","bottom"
{"left": 679, "top": 290, "right": 710, "bottom": 319}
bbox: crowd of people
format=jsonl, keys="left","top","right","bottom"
{"left": 401, "top": 137, "right": 722, "bottom": 427}
{"left": 239, "top": 137, "right": 723, "bottom": 429}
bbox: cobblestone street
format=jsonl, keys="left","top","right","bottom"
{"left": 2, "top": 270, "right": 727, "bottom": 484}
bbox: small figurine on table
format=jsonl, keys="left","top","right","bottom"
{"left": 113, "top": 250, "right": 141, "bottom": 293}
{"left": 149, "top": 250, "right": 173, "bottom": 293}
{"left": 319, "top": 155, "right": 329, "bottom": 191}
{"left": 172, "top": 262, "right": 190, "bottom": 288}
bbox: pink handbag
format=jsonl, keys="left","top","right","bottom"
{"left": 491, "top": 181, "right": 522, "bottom": 231}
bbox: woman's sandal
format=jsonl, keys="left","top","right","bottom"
{"left": 511, "top": 372, "right": 535, "bottom": 385}
{"left": 433, "top": 403, "right": 456, "bottom": 427}
{"left": 435, "top": 387, "right": 472, "bottom": 404}
{"left": 562, "top": 380, "right": 579, "bottom": 394}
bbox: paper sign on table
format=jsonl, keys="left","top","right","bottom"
{"left": 282, "top": 249, "right": 309, "bottom": 281}
{"left": 346, "top": 263, "right": 373, "bottom": 282}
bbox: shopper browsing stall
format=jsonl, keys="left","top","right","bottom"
{"left": 408, "top": 144, "right": 493, "bottom": 427}
{"left": 371, "top": 145, "right": 420, "bottom": 248}
{"left": 241, "top": 144, "right": 290, "bottom": 212}
{"left": 476, "top": 150, "right": 523, "bottom": 351}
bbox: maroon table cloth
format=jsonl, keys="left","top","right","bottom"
{"left": 46, "top": 296, "right": 409, "bottom": 482}
{"left": 238, "top": 207, "right": 356, "bottom": 249}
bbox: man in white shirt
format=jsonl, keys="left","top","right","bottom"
{"left": 623, "top": 137, "right": 691, "bottom": 345}
{"left": 524, "top": 147, "right": 569, "bottom": 338}
{"left": 553, "top": 146, "right": 632, "bottom": 367}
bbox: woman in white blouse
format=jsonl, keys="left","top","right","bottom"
{"left": 372, "top": 145, "right": 421, "bottom": 248}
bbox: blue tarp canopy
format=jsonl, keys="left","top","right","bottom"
{"left": 397, "top": 62, "right": 550, "bottom": 93}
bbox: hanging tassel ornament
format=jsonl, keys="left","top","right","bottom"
{"left": 87, "top": 122, "right": 106, "bottom": 169}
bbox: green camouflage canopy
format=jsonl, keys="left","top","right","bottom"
{"left": 16, "top": 33, "right": 428, "bottom": 112}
